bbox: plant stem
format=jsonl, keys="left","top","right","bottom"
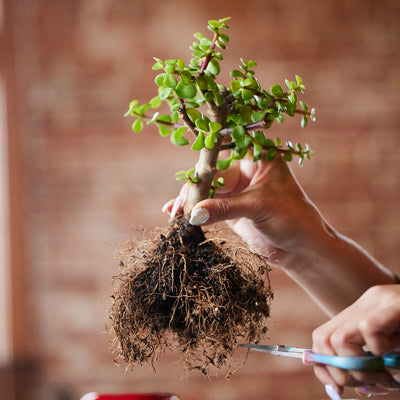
{"left": 200, "top": 32, "right": 219, "bottom": 75}
{"left": 185, "top": 136, "right": 222, "bottom": 211}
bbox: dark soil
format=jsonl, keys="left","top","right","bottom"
{"left": 109, "top": 216, "right": 273, "bottom": 376}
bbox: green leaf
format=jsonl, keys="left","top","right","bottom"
{"left": 163, "top": 74, "right": 178, "bottom": 88}
{"left": 157, "top": 114, "right": 172, "bottom": 123}
{"left": 300, "top": 101, "right": 308, "bottom": 111}
{"left": 270, "top": 84, "right": 284, "bottom": 98}
{"left": 301, "top": 115, "right": 308, "bottom": 128}
{"left": 230, "top": 69, "right": 244, "bottom": 78}
{"left": 171, "top": 127, "right": 189, "bottom": 146}
{"left": 200, "top": 37, "right": 212, "bottom": 50}
{"left": 266, "top": 147, "right": 277, "bottom": 161}
{"left": 216, "top": 158, "right": 232, "bottom": 170}
{"left": 214, "top": 92, "right": 224, "bottom": 107}
{"left": 157, "top": 124, "right": 171, "bottom": 137}
{"left": 232, "top": 147, "right": 248, "bottom": 160}
{"left": 241, "top": 88, "right": 254, "bottom": 100}
{"left": 205, "top": 133, "right": 215, "bottom": 149}
{"left": 186, "top": 108, "right": 202, "bottom": 123}
{"left": 219, "top": 33, "right": 229, "bottom": 43}
{"left": 209, "top": 121, "right": 222, "bottom": 133}
{"left": 152, "top": 60, "right": 164, "bottom": 71}
{"left": 230, "top": 79, "right": 242, "bottom": 92}
{"left": 155, "top": 73, "right": 166, "bottom": 86}
{"left": 284, "top": 152, "right": 293, "bottom": 162}
{"left": 193, "top": 32, "right": 204, "bottom": 40}
{"left": 132, "top": 118, "right": 143, "bottom": 133}
{"left": 195, "top": 118, "right": 209, "bottom": 132}
{"left": 206, "top": 58, "right": 221, "bottom": 76}
{"left": 180, "top": 70, "right": 192, "bottom": 85}
{"left": 296, "top": 75, "right": 303, "bottom": 86}
{"left": 164, "top": 62, "right": 176, "bottom": 74}
{"left": 149, "top": 96, "right": 162, "bottom": 108}
{"left": 175, "top": 81, "right": 197, "bottom": 99}
{"left": 232, "top": 125, "right": 245, "bottom": 140}
{"left": 159, "top": 86, "right": 173, "bottom": 100}
{"left": 124, "top": 100, "right": 138, "bottom": 116}
{"left": 208, "top": 19, "right": 221, "bottom": 29}
{"left": 196, "top": 75, "right": 208, "bottom": 91}
{"left": 251, "top": 111, "right": 266, "bottom": 123}
{"left": 191, "top": 131, "right": 205, "bottom": 150}
{"left": 253, "top": 142, "right": 263, "bottom": 161}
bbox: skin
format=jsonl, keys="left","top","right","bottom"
{"left": 312, "top": 284, "right": 400, "bottom": 394}
{"left": 163, "top": 154, "right": 399, "bottom": 394}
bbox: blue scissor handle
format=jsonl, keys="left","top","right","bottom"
{"left": 303, "top": 351, "right": 386, "bottom": 372}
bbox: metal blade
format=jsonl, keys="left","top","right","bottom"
{"left": 238, "top": 344, "right": 304, "bottom": 358}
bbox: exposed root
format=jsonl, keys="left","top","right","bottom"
{"left": 109, "top": 216, "right": 273, "bottom": 376}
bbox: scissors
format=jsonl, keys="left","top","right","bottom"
{"left": 238, "top": 344, "right": 400, "bottom": 372}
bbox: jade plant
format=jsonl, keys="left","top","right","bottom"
{"left": 109, "top": 17, "right": 315, "bottom": 376}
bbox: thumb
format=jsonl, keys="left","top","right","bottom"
{"left": 189, "top": 194, "right": 257, "bottom": 226}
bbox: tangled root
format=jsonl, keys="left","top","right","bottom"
{"left": 109, "top": 217, "right": 273, "bottom": 376}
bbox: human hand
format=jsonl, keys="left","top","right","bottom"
{"left": 163, "top": 155, "right": 328, "bottom": 265}
{"left": 312, "top": 284, "right": 400, "bottom": 396}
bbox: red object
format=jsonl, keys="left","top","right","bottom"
{"left": 80, "top": 393, "right": 180, "bottom": 400}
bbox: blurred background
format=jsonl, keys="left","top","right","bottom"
{"left": 1, "top": 0, "right": 399, "bottom": 399}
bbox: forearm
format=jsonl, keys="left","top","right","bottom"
{"left": 280, "top": 224, "right": 397, "bottom": 317}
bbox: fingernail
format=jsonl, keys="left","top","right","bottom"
{"left": 325, "top": 385, "right": 342, "bottom": 400}
{"left": 161, "top": 201, "right": 170, "bottom": 213}
{"left": 171, "top": 196, "right": 183, "bottom": 219}
{"left": 190, "top": 208, "right": 209, "bottom": 225}
{"left": 356, "top": 386, "right": 373, "bottom": 395}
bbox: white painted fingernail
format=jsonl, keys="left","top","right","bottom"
{"left": 171, "top": 196, "right": 183, "bottom": 218}
{"left": 190, "top": 208, "right": 209, "bottom": 225}
{"left": 325, "top": 385, "right": 341, "bottom": 400}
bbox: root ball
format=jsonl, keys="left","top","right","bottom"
{"left": 109, "top": 217, "right": 273, "bottom": 375}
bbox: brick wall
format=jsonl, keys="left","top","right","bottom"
{"left": 3, "top": 1, "right": 400, "bottom": 399}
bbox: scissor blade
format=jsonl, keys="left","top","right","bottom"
{"left": 238, "top": 344, "right": 304, "bottom": 358}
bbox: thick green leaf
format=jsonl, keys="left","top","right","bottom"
{"left": 253, "top": 142, "right": 263, "bottom": 161}
{"left": 191, "top": 131, "right": 205, "bottom": 150}
{"left": 195, "top": 118, "right": 209, "bottom": 132}
{"left": 219, "top": 33, "right": 229, "bottom": 43}
{"left": 209, "top": 121, "right": 222, "bottom": 133}
{"left": 251, "top": 111, "right": 266, "bottom": 123}
{"left": 230, "top": 79, "right": 242, "bottom": 92}
{"left": 186, "top": 108, "right": 202, "bottom": 123}
{"left": 155, "top": 73, "right": 166, "bottom": 86}
{"left": 216, "top": 158, "right": 232, "bottom": 170}
{"left": 230, "top": 69, "right": 244, "bottom": 78}
{"left": 180, "top": 70, "right": 192, "bottom": 85}
{"left": 196, "top": 75, "right": 208, "bottom": 91}
{"left": 163, "top": 74, "right": 178, "bottom": 88}
{"left": 132, "top": 118, "right": 143, "bottom": 133}
{"left": 205, "top": 133, "right": 215, "bottom": 149}
{"left": 171, "top": 127, "right": 189, "bottom": 146}
{"left": 232, "top": 147, "right": 248, "bottom": 160}
{"left": 232, "top": 125, "right": 245, "bottom": 140}
{"left": 149, "top": 96, "right": 162, "bottom": 108}
{"left": 266, "top": 147, "right": 277, "bottom": 161}
{"left": 241, "top": 88, "right": 254, "bottom": 100}
{"left": 284, "top": 152, "right": 293, "bottom": 162}
{"left": 175, "top": 81, "right": 197, "bottom": 99}
{"left": 206, "top": 58, "right": 221, "bottom": 76}
{"left": 159, "top": 86, "right": 173, "bottom": 100}
{"left": 157, "top": 114, "right": 172, "bottom": 123}
{"left": 157, "top": 124, "right": 171, "bottom": 137}
{"left": 270, "top": 84, "right": 284, "bottom": 98}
